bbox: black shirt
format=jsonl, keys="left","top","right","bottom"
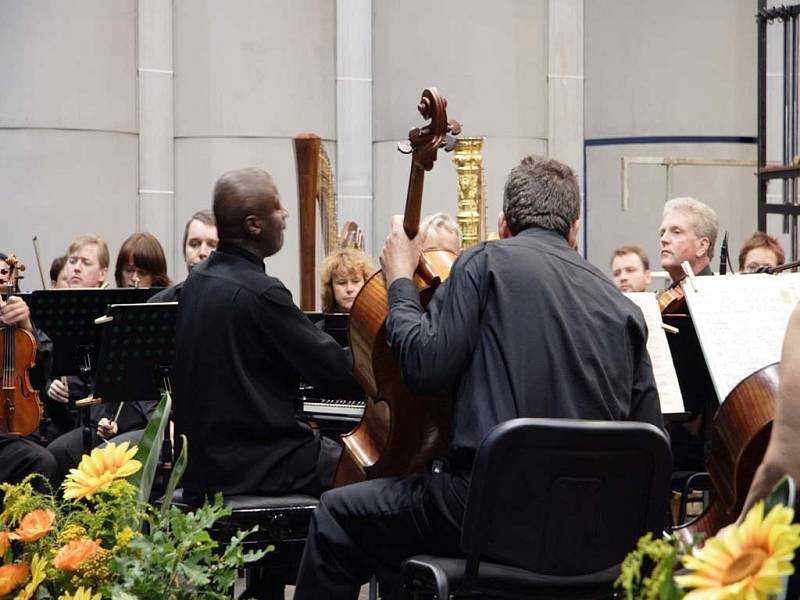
{"left": 173, "top": 243, "right": 361, "bottom": 496}
{"left": 386, "top": 227, "right": 664, "bottom": 472}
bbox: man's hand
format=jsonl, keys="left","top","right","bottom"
{"left": 97, "top": 417, "right": 118, "bottom": 440}
{"left": 380, "top": 215, "right": 428, "bottom": 287}
{"left": 0, "top": 296, "right": 33, "bottom": 332}
{"left": 48, "top": 378, "right": 70, "bottom": 404}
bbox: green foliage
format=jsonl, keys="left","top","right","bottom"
{"left": 616, "top": 533, "right": 684, "bottom": 600}
{"left": 106, "top": 495, "right": 270, "bottom": 599}
{"left": 130, "top": 392, "right": 172, "bottom": 510}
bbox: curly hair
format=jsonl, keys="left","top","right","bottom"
{"left": 502, "top": 155, "right": 580, "bottom": 237}
{"left": 319, "top": 248, "right": 377, "bottom": 312}
{"left": 738, "top": 231, "right": 785, "bottom": 271}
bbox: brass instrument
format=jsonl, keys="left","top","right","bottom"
{"left": 452, "top": 137, "right": 488, "bottom": 250}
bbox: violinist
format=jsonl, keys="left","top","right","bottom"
{"left": 0, "top": 261, "right": 57, "bottom": 485}
{"left": 294, "top": 156, "right": 664, "bottom": 600}
{"left": 610, "top": 245, "right": 652, "bottom": 293}
{"left": 173, "top": 168, "right": 361, "bottom": 499}
{"left": 738, "top": 231, "right": 784, "bottom": 273}
{"left": 658, "top": 197, "right": 719, "bottom": 286}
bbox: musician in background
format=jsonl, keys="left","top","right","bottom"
{"left": 421, "top": 212, "right": 462, "bottom": 255}
{"left": 319, "top": 248, "right": 376, "bottom": 313}
{"left": 659, "top": 197, "right": 718, "bottom": 286}
{"left": 173, "top": 167, "right": 361, "bottom": 499}
{"left": 738, "top": 231, "right": 784, "bottom": 273}
{"left": 63, "top": 234, "right": 109, "bottom": 289}
{"left": 610, "top": 245, "right": 652, "bottom": 293}
{"left": 49, "top": 256, "right": 69, "bottom": 288}
{"left": 294, "top": 156, "right": 664, "bottom": 599}
{"left": 149, "top": 210, "right": 218, "bottom": 303}
{"left": 114, "top": 232, "right": 171, "bottom": 288}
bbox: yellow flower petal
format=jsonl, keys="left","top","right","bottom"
{"left": 62, "top": 441, "right": 141, "bottom": 500}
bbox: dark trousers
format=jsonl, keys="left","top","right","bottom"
{"left": 0, "top": 436, "right": 57, "bottom": 486}
{"left": 294, "top": 467, "right": 467, "bottom": 600}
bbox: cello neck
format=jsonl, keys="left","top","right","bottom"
{"left": 403, "top": 164, "right": 426, "bottom": 239}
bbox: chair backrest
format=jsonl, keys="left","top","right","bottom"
{"left": 460, "top": 418, "right": 672, "bottom": 577}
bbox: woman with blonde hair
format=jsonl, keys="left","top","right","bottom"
{"left": 319, "top": 248, "right": 376, "bottom": 313}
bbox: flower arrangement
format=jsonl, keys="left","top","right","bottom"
{"left": 617, "top": 478, "right": 800, "bottom": 600}
{"left": 0, "top": 394, "right": 269, "bottom": 599}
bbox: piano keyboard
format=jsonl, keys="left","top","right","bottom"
{"left": 301, "top": 399, "right": 365, "bottom": 418}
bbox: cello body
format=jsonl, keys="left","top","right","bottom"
{"left": 336, "top": 249, "right": 456, "bottom": 485}
{"left": 673, "top": 363, "right": 778, "bottom": 544}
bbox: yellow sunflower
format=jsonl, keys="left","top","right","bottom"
{"left": 13, "top": 553, "right": 46, "bottom": 600}
{"left": 57, "top": 586, "right": 102, "bottom": 600}
{"left": 675, "top": 501, "right": 800, "bottom": 599}
{"left": 62, "top": 442, "right": 142, "bottom": 501}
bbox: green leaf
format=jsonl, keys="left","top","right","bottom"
{"left": 765, "top": 476, "right": 793, "bottom": 515}
{"left": 129, "top": 391, "right": 171, "bottom": 509}
{"left": 160, "top": 434, "right": 188, "bottom": 518}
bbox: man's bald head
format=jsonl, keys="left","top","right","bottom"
{"left": 213, "top": 168, "right": 287, "bottom": 257}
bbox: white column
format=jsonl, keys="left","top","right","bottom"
{"left": 336, "top": 0, "right": 374, "bottom": 254}
{"left": 548, "top": 0, "right": 584, "bottom": 246}
{"left": 138, "top": 0, "right": 175, "bottom": 273}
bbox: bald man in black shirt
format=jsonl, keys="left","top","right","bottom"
{"left": 294, "top": 156, "right": 665, "bottom": 600}
{"left": 173, "top": 168, "right": 361, "bottom": 498}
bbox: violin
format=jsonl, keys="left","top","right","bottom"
{"left": 335, "top": 87, "right": 461, "bottom": 485}
{"left": 672, "top": 364, "right": 778, "bottom": 544}
{"left": 658, "top": 282, "right": 686, "bottom": 314}
{"left": 0, "top": 255, "right": 43, "bottom": 436}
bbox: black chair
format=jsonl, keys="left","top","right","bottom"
{"left": 169, "top": 489, "right": 319, "bottom": 600}
{"left": 401, "top": 418, "right": 672, "bottom": 599}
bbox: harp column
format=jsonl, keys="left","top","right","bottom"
{"left": 137, "top": 0, "right": 175, "bottom": 272}
{"left": 336, "top": 0, "right": 374, "bottom": 254}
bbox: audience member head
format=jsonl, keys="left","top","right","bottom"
{"left": 320, "top": 248, "right": 377, "bottom": 313}
{"left": 658, "top": 197, "right": 718, "bottom": 282}
{"left": 738, "top": 232, "right": 785, "bottom": 273}
{"left": 182, "top": 210, "right": 218, "bottom": 272}
{"left": 114, "top": 232, "right": 170, "bottom": 288}
{"left": 500, "top": 155, "right": 581, "bottom": 247}
{"left": 49, "top": 256, "right": 69, "bottom": 288}
{"left": 66, "top": 234, "right": 109, "bottom": 288}
{"left": 421, "top": 212, "right": 462, "bottom": 254}
{"left": 213, "top": 168, "right": 287, "bottom": 259}
{"left": 610, "top": 245, "right": 651, "bottom": 293}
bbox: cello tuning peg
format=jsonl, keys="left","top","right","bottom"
{"left": 397, "top": 141, "right": 412, "bottom": 154}
{"left": 447, "top": 119, "right": 462, "bottom": 136}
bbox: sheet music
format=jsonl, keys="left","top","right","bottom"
{"left": 624, "top": 292, "right": 685, "bottom": 414}
{"left": 682, "top": 273, "right": 800, "bottom": 403}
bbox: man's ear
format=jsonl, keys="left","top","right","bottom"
{"left": 244, "top": 215, "right": 262, "bottom": 235}
{"left": 98, "top": 267, "right": 108, "bottom": 283}
{"left": 696, "top": 237, "right": 710, "bottom": 258}
{"left": 498, "top": 212, "right": 512, "bottom": 239}
{"left": 567, "top": 219, "right": 581, "bottom": 249}
{"left": 645, "top": 270, "right": 652, "bottom": 286}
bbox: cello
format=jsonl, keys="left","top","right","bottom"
{"left": 335, "top": 87, "right": 461, "bottom": 486}
{"left": 0, "top": 255, "right": 43, "bottom": 436}
{"left": 672, "top": 364, "right": 778, "bottom": 544}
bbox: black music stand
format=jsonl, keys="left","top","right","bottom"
{"left": 93, "top": 302, "right": 177, "bottom": 468}
{"left": 323, "top": 313, "right": 349, "bottom": 348}
{"left": 94, "top": 302, "right": 177, "bottom": 405}
{"left": 29, "top": 288, "right": 162, "bottom": 450}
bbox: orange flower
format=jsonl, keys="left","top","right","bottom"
{"left": 9, "top": 509, "right": 55, "bottom": 542}
{"left": 53, "top": 538, "right": 102, "bottom": 570}
{"left": 0, "top": 562, "right": 29, "bottom": 595}
{"left": 0, "top": 530, "right": 9, "bottom": 555}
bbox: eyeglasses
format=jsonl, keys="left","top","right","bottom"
{"left": 122, "top": 266, "right": 151, "bottom": 278}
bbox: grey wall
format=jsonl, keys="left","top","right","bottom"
{"left": 0, "top": 0, "right": 137, "bottom": 285}
{"left": 372, "top": 0, "right": 548, "bottom": 248}
{"left": 584, "top": 0, "right": 758, "bottom": 284}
